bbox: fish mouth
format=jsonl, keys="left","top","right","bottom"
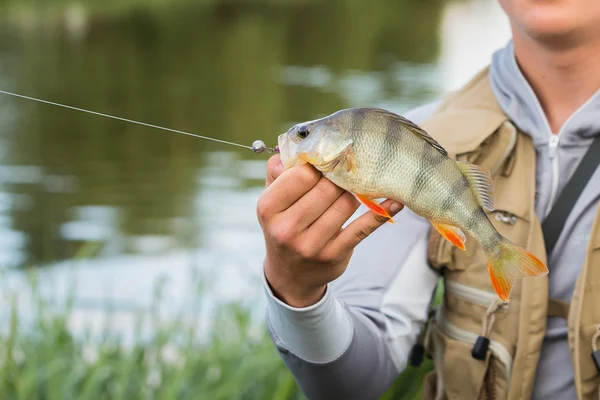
{"left": 278, "top": 133, "right": 303, "bottom": 169}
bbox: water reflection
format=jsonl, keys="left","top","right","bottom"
{"left": 0, "top": 0, "right": 510, "bottom": 333}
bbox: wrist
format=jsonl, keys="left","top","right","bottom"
{"left": 262, "top": 264, "right": 354, "bottom": 363}
{"left": 263, "top": 259, "right": 327, "bottom": 308}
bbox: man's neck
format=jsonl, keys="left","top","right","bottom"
{"left": 512, "top": 33, "right": 600, "bottom": 133}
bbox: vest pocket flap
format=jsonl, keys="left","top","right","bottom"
{"left": 488, "top": 177, "right": 531, "bottom": 222}
{"left": 485, "top": 133, "right": 537, "bottom": 223}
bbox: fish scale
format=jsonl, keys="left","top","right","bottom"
{"left": 330, "top": 113, "right": 472, "bottom": 231}
{"left": 278, "top": 107, "right": 549, "bottom": 302}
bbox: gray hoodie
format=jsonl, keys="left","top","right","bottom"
{"left": 263, "top": 41, "right": 600, "bottom": 400}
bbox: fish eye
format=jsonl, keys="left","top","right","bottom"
{"left": 297, "top": 125, "right": 310, "bottom": 139}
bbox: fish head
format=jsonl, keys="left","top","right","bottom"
{"left": 278, "top": 118, "right": 353, "bottom": 172}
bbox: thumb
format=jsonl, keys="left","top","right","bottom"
{"left": 265, "top": 154, "right": 285, "bottom": 187}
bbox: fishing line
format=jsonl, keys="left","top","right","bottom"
{"left": 0, "top": 89, "right": 278, "bottom": 154}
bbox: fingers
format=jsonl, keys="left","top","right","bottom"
{"left": 284, "top": 176, "right": 346, "bottom": 232}
{"left": 327, "top": 199, "right": 404, "bottom": 254}
{"left": 303, "top": 191, "right": 360, "bottom": 245}
{"left": 265, "top": 154, "right": 285, "bottom": 187}
{"left": 258, "top": 162, "right": 322, "bottom": 217}
{"left": 260, "top": 153, "right": 404, "bottom": 260}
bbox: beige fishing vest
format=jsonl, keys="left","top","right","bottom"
{"left": 416, "top": 67, "right": 600, "bottom": 400}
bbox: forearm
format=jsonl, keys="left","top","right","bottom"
{"left": 267, "top": 300, "right": 399, "bottom": 400}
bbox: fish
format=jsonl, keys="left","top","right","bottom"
{"left": 277, "top": 107, "right": 548, "bottom": 302}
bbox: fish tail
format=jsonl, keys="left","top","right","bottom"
{"left": 486, "top": 239, "right": 548, "bottom": 303}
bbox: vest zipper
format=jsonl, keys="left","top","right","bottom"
{"left": 545, "top": 134, "right": 560, "bottom": 218}
{"left": 445, "top": 280, "right": 498, "bottom": 306}
{"left": 541, "top": 90, "right": 600, "bottom": 218}
{"left": 436, "top": 306, "right": 513, "bottom": 380}
{"left": 514, "top": 54, "right": 600, "bottom": 219}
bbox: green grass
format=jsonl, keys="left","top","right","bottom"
{"left": 0, "top": 268, "right": 304, "bottom": 400}
{"left": 0, "top": 265, "right": 436, "bottom": 399}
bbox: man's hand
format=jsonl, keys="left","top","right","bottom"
{"left": 256, "top": 154, "right": 403, "bottom": 308}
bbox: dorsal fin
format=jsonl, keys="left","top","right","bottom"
{"left": 456, "top": 161, "right": 495, "bottom": 211}
{"left": 366, "top": 108, "right": 449, "bottom": 156}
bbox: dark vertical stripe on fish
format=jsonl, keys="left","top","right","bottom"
{"left": 440, "top": 177, "right": 469, "bottom": 214}
{"left": 409, "top": 135, "right": 445, "bottom": 201}
{"left": 350, "top": 109, "right": 366, "bottom": 136}
{"left": 386, "top": 113, "right": 399, "bottom": 140}
{"left": 466, "top": 205, "right": 484, "bottom": 233}
{"left": 381, "top": 116, "right": 398, "bottom": 172}
{"left": 365, "top": 113, "right": 396, "bottom": 188}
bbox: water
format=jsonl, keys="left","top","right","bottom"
{"left": 0, "top": 0, "right": 510, "bottom": 337}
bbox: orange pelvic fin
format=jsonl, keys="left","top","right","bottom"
{"left": 487, "top": 241, "right": 548, "bottom": 302}
{"left": 353, "top": 194, "right": 394, "bottom": 223}
{"left": 431, "top": 221, "right": 466, "bottom": 251}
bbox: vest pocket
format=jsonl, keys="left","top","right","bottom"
{"left": 424, "top": 306, "right": 513, "bottom": 400}
{"left": 429, "top": 321, "right": 490, "bottom": 400}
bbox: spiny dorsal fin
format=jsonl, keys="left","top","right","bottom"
{"left": 457, "top": 161, "right": 495, "bottom": 211}
{"left": 366, "top": 108, "right": 448, "bottom": 156}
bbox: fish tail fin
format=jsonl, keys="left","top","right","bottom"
{"left": 486, "top": 239, "right": 548, "bottom": 302}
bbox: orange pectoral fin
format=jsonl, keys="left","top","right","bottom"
{"left": 431, "top": 221, "right": 466, "bottom": 251}
{"left": 353, "top": 194, "right": 394, "bottom": 223}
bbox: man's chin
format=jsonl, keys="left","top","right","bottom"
{"left": 510, "top": 5, "right": 599, "bottom": 48}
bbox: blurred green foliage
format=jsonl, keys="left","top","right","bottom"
{"left": 0, "top": 268, "right": 438, "bottom": 399}
{"left": 0, "top": 270, "right": 303, "bottom": 399}
{"left": 1, "top": 0, "right": 206, "bottom": 19}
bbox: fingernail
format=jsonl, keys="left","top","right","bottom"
{"left": 275, "top": 163, "right": 284, "bottom": 175}
{"left": 272, "top": 159, "right": 283, "bottom": 170}
{"left": 390, "top": 202, "right": 403, "bottom": 213}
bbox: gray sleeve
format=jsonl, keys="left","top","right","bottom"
{"left": 263, "top": 102, "right": 442, "bottom": 400}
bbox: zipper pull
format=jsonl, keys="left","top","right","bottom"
{"left": 409, "top": 343, "right": 425, "bottom": 366}
{"left": 472, "top": 300, "right": 505, "bottom": 361}
{"left": 548, "top": 134, "right": 559, "bottom": 159}
{"left": 472, "top": 336, "right": 491, "bottom": 360}
{"left": 409, "top": 308, "right": 436, "bottom": 367}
